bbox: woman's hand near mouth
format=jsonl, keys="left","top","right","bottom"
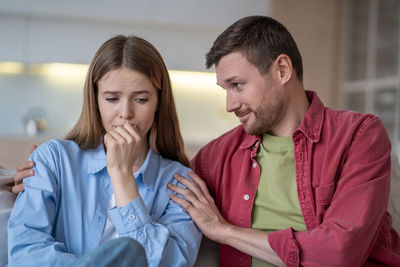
{"left": 104, "top": 122, "right": 141, "bottom": 207}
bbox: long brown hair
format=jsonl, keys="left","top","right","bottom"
{"left": 65, "top": 35, "right": 190, "bottom": 167}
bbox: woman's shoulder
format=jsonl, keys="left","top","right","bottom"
{"left": 35, "top": 139, "right": 80, "bottom": 154}
{"left": 151, "top": 151, "right": 192, "bottom": 179}
{"left": 32, "top": 139, "right": 83, "bottom": 163}
{"left": 158, "top": 154, "right": 192, "bottom": 172}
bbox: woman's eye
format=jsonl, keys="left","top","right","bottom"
{"left": 106, "top": 97, "right": 118, "bottom": 103}
{"left": 136, "top": 98, "right": 149, "bottom": 103}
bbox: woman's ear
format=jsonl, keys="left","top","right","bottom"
{"left": 274, "top": 54, "right": 293, "bottom": 85}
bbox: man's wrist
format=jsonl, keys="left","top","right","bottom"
{"left": 215, "top": 221, "right": 235, "bottom": 245}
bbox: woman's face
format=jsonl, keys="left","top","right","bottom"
{"left": 97, "top": 67, "right": 158, "bottom": 141}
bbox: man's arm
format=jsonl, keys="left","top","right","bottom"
{"left": 171, "top": 116, "right": 396, "bottom": 266}
{"left": 168, "top": 172, "right": 285, "bottom": 267}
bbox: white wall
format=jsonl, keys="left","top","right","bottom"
{"left": 270, "top": 0, "right": 345, "bottom": 108}
{"left": 0, "top": 0, "right": 271, "bottom": 159}
{"left": 0, "top": 0, "right": 270, "bottom": 71}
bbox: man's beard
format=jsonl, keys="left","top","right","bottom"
{"left": 236, "top": 94, "right": 283, "bottom": 136}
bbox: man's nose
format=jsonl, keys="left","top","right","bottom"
{"left": 226, "top": 91, "right": 241, "bottom": 113}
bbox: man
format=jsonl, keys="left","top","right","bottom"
{"left": 12, "top": 16, "right": 400, "bottom": 266}
{"left": 168, "top": 16, "right": 400, "bottom": 266}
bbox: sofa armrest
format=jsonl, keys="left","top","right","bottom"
{"left": 0, "top": 168, "right": 16, "bottom": 267}
{"left": 389, "top": 152, "right": 400, "bottom": 233}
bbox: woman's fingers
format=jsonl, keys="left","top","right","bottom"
{"left": 103, "top": 132, "right": 116, "bottom": 148}
{"left": 114, "top": 126, "right": 133, "bottom": 144}
{"left": 104, "top": 123, "right": 142, "bottom": 175}
{"left": 105, "top": 123, "right": 140, "bottom": 148}
{"left": 123, "top": 123, "right": 141, "bottom": 142}
{"left": 108, "top": 129, "right": 125, "bottom": 145}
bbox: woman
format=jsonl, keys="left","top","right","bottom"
{"left": 7, "top": 35, "right": 202, "bottom": 267}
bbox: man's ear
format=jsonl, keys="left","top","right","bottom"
{"left": 274, "top": 54, "right": 293, "bottom": 85}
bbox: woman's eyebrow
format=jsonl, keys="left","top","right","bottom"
{"left": 101, "top": 90, "right": 120, "bottom": 95}
{"left": 131, "top": 90, "right": 151, "bottom": 95}
{"left": 101, "top": 90, "right": 151, "bottom": 94}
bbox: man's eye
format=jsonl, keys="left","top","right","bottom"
{"left": 234, "top": 83, "right": 242, "bottom": 90}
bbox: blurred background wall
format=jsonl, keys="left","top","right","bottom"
{"left": 0, "top": 0, "right": 399, "bottom": 169}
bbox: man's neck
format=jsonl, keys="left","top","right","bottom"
{"left": 269, "top": 83, "right": 309, "bottom": 137}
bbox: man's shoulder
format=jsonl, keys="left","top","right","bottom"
{"left": 201, "top": 125, "right": 248, "bottom": 151}
{"left": 324, "top": 107, "right": 381, "bottom": 128}
{"left": 321, "top": 108, "right": 388, "bottom": 147}
{"left": 192, "top": 125, "right": 254, "bottom": 169}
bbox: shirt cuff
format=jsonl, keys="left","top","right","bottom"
{"left": 108, "top": 196, "right": 152, "bottom": 235}
{"left": 268, "top": 227, "right": 300, "bottom": 267}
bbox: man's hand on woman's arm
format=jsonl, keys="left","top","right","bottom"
{"left": 12, "top": 144, "right": 37, "bottom": 194}
{"left": 168, "top": 172, "right": 285, "bottom": 267}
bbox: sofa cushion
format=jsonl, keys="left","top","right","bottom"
{"left": 389, "top": 153, "right": 400, "bottom": 233}
{"left": 0, "top": 167, "right": 16, "bottom": 267}
{"left": 194, "top": 236, "right": 219, "bottom": 267}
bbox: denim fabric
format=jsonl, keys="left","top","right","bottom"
{"left": 70, "top": 237, "right": 147, "bottom": 267}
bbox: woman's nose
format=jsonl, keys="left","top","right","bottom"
{"left": 119, "top": 101, "right": 134, "bottom": 120}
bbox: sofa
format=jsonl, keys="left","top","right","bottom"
{"left": 1, "top": 153, "right": 399, "bottom": 267}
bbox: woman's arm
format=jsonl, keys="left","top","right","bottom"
{"left": 7, "top": 142, "right": 77, "bottom": 267}
{"left": 104, "top": 124, "right": 202, "bottom": 266}
{"left": 109, "top": 189, "right": 202, "bottom": 266}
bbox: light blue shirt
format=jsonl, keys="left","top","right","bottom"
{"left": 8, "top": 139, "right": 202, "bottom": 267}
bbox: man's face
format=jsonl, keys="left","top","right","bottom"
{"left": 215, "top": 51, "right": 284, "bottom": 135}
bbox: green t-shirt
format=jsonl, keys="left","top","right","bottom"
{"left": 252, "top": 134, "right": 306, "bottom": 267}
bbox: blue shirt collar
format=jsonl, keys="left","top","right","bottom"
{"left": 86, "top": 141, "right": 159, "bottom": 191}
{"left": 86, "top": 141, "right": 107, "bottom": 174}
